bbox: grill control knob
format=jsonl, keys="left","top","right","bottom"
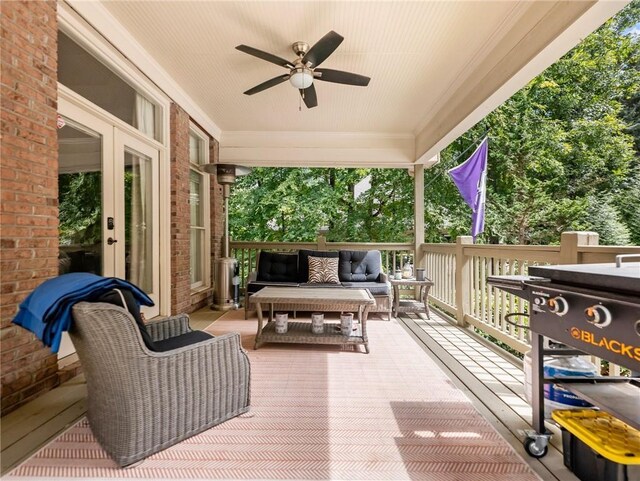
{"left": 533, "top": 297, "right": 547, "bottom": 306}
{"left": 548, "top": 297, "right": 569, "bottom": 316}
{"left": 585, "top": 305, "right": 612, "bottom": 328}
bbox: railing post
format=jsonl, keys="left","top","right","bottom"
{"left": 317, "top": 234, "right": 327, "bottom": 251}
{"left": 414, "top": 164, "right": 425, "bottom": 298}
{"left": 455, "top": 236, "right": 473, "bottom": 327}
{"left": 559, "top": 231, "right": 599, "bottom": 264}
{"left": 414, "top": 164, "right": 425, "bottom": 266}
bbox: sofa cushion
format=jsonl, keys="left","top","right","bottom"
{"left": 299, "top": 283, "right": 344, "bottom": 288}
{"left": 341, "top": 281, "right": 390, "bottom": 296}
{"left": 246, "top": 280, "right": 299, "bottom": 294}
{"left": 338, "top": 250, "right": 382, "bottom": 282}
{"left": 257, "top": 251, "right": 299, "bottom": 282}
{"left": 308, "top": 256, "right": 340, "bottom": 284}
{"left": 298, "top": 250, "right": 339, "bottom": 282}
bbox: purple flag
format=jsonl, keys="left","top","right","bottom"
{"left": 447, "top": 137, "right": 488, "bottom": 240}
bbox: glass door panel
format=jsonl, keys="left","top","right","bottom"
{"left": 57, "top": 120, "right": 103, "bottom": 276}
{"left": 124, "top": 149, "right": 153, "bottom": 293}
{"left": 116, "top": 131, "right": 160, "bottom": 317}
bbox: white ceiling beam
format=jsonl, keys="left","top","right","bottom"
{"left": 220, "top": 131, "right": 415, "bottom": 168}
{"left": 414, "top": 0, "right": 630, "bottom": 164}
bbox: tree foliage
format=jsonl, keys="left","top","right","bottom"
{"left": 229, "top": 168, "right": 414, "bottom": 242}
{"left": 230, "top": 4, "right": 639, "bottom": 246}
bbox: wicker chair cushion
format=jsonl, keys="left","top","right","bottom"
{"left": 338, "top": 250, "right": 381, "bottom": 282}
{"left": 298, "top": 250, "right": 339, "bottom": 282}
{"left": 97, "top": 289, "right": 155, "bottom": 350}
{"left": 153, "top": 330, "right": 213, "bottom": 351}
{"left": 257, "top": 251, "right": 299, "bottom": 282}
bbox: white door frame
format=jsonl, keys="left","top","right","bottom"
{"left": 58, "top": 91, "right": 163, "bottom": 318}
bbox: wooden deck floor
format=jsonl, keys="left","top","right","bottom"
{"left": 1, "top": 307, "right": 578, "bottom": 480}
{"left": 398, "top": 310, "right": 578, "bottom": 481}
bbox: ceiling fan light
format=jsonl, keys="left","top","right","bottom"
{"left": 289, "top": 67, "right": 313, "bottom": 89}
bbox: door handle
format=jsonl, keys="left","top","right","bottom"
{"left": 107, "top": 237, "right": 118, "bottom": 245}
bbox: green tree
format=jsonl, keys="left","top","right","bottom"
{"left": 58, "top": 172, "right": 102, "bottom": 244}
{"left": 229, "top": 168, "right": 414, "bottom": 242}
{"left": 431, "top": 5, "right": 639, "bottom": 245}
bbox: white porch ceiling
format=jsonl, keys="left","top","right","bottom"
{"left": 73, "top": 1, "right": 628, "bottom": 168}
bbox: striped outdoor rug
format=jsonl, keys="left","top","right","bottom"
{"left": 6, "top": 311, "right": 541, "bottom": 480}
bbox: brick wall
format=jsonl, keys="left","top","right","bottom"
{"left": 170, "top": 106, "right": 223, "bottom": 313}
{"left": 0, "top": 5, "right": 224, "bottom": 414}
{"left": 169, "top": 103, "right": 192, "bottom": 315}
{"left": 0, "top": 0, "right": 60, "bottom": 415}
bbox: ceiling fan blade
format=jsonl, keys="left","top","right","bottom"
{"left": 302, "top": 31, "right": 344, "bottom": 68}
{"left": 315, "top": 68, "right": 370, "bottom": 87}
{"left": 300, "top": 84, "right": 318, "bottom": 108}
{"left": 243, "top": 74, "right": 290, "bottom": 95}
{"left": 236, "top": 45, "right": 293, "bottom": 68}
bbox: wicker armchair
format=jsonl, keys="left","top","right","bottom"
{"left": 70, "top": 302, "right": 251, "bottom": 467}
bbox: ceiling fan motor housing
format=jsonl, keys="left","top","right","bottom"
{"left": 291, "top": 41, "right": 309, "bottom": 57}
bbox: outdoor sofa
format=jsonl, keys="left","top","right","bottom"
{"left": 245, "top": 249, "right": 392, "bottom": 320}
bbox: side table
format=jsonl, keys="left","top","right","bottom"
{"left": 390, "top": 277, "right": 434, "bottom": 318}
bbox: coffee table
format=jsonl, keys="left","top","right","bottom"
{"left": 250, "top": 286, "right": 375, "bottom": 353}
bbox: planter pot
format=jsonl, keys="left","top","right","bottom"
{"left": 311, "top": 312, "right": 324, "bottom": 334}
{"left": 340, "top": 313, "right": 354, "bottom": 336}
{"left": 275, "top": 312, "right": 288, "bottom": 334}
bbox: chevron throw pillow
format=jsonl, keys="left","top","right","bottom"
{"left": 308, "top": 256, "right": 340, "bottom": 284}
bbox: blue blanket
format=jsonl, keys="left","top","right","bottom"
{"left": 13, "top": 273, "right": 154, "bottom": 353}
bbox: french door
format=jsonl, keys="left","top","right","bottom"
{"left": 58, "top": 98, "right": 161, "bottom": 320}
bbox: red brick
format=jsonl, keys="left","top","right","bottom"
{"left": 1, "top": 0, "right": 58, "bottom": 416}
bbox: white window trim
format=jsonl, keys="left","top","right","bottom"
{"left": 189, "top": 123, "right": 211, "bottom": 292}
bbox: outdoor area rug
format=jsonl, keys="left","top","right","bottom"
{"left": 6, "top": 311, "right": 541, "bottom": 481}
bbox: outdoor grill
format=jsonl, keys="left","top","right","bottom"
{"left": 488, "top": 255, "right": 640, "bottom": 459}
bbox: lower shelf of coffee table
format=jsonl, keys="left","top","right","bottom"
{"left": 258, "top": 321, "right": 365, "bottom": 347}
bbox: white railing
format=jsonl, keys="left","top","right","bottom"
{"left": 420, "top": 232, "right": 640, "bottom": 374}
{"left": 229, "top": 232, "right": 638, "bottom": 375}
{"left": 422, "top": 244, "right": 456, "bottom": 313}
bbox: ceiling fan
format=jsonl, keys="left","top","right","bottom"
{"left": 236, "top": 31, "right": 370, "bottom": 109}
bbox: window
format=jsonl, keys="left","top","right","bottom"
{"left": 58, "top": 31, "right": 161, "bottom": 141}
{"left": 189, "top": 125, "right": 210, "bottom": 290}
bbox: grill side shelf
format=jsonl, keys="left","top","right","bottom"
{"left": 556, "top": 379, "right": 640, "bottom": 430}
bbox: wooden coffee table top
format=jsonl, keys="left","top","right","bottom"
{"left": 251, "top": 286, "right": 375, "bottom": 305}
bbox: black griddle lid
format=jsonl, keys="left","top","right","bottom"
{"left": 528, "top": 262, "right": 640, "bottom": 295}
